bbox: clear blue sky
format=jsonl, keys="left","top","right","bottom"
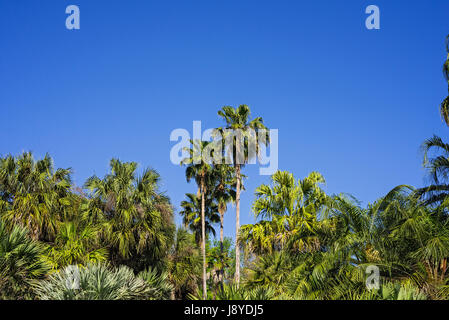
{"left": 1, "top": 0, "right": 448, "bottom": 240}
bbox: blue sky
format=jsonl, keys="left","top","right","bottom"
{"left": 1, "top": 0, "right": 448, "bottom": 240}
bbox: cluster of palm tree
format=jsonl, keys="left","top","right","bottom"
{"left": 236, "top": 172, "right": 449, "bottom": 300}
{"left": 180, "top": 36, "right": 449, "bottom": 300}
{"left": 180, "top": 105, "right": 268, "bottom": 298}
{"left": 0, "top": 154, "right": 184, "bottom": 299}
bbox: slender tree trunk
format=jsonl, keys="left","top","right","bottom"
{"left": 219, "top": 206, "right": 224, "bottom": 290}
{"left": 235, "top": 164, "right": 241, "bottom": 286}
{"left": 220, "top": 209, "right": 224, "bottom": 252}
{"left": 441, "top": 258, "right": 447, "bottom": 282}
{"left": 201, "top": 177, "right": 207, "bottom": 299}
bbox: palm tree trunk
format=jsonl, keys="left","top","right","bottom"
{"left": 220, "top": 209, "right": 224, "bottom": 252}
{"left": 219, "top": 207, "right": 224, "bottom": 290}
{"left": 441, "top": 258, "right": 447, "bottom": 282}
{"left": 201, "top": 177, "right": 207, "bottom": 299}
{"left": 235, "top": 164, "right": 241, "bottom": 286}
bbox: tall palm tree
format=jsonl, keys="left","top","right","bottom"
{"left": 181, "top": 140, "right": 214, "bottom": 299}
{"left": 240, "top": 172, "right": 441, "bottom": 299}
{"left": 217, "top": 105, "right": 268, "bottom": 286}
{"left": 138, "top": 266, "right": 174, "bottom": 300}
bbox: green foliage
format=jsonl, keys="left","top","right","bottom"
{"left": 180, "top": 193, "right": 219, "bottom": 244}
{"left": 181, "top": 139, "right": 220, "bottom": 299}
{"left": 217, "top": 105, "right": 269, "bottom": 166}
{"left": 4, "top": 54, "right": 449, "bottom": 302}
{"left": 189, "top": 283, "right": 276, "bottom": 300}
{"left": 240, "top": 170, "right": 449, "bottom": 300}
{"left": 0, "top": 222, "right": 50, "bottom": 299}
{"left": 167, "top": 227, "right": 202, "bottom": 299}
{"left": 241, "top": 171, "right": 327, "bottom": 254}
{"left": 217, "top": 104, "right": 269, "bottom": 286}
{"left": 366, "top": 282, "right": 427, "bottom": 300}
{"left": 415, "top": 135, "right": 449, "bottom": 205}
{"left": 0, "top": 153, "right": 178, "bottom": 300}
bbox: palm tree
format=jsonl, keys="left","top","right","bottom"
{"left": 189, "top": 282, "right": 276, "bottom": 300}
{"left": 43, "top": 221, "right": 108, "bottom": 270}
{"left": 239, "top": 170, "right": 440, "bottom": 300}
{"left": 84, "top": 159, "right": 174, "bottom": 272}
{"left": 0, "top": 222, "right": 50, "bottom": 299}
{"left": 210, "top": 164, "right": 235, "bottom": 285}
{"left": 217, "top": 105, "right": 268, "bottom": 286}
{"left": 181, "top": 139, "right": 215, "bottom": 299}
{"left": 167, "top": 227, "right": 201, "bottom": 299}
{"left": 240, "top": 170, "right": 327, "bottom": 254}
{"left": 0, "top": 152, "right": 73, "bottom": 241}
{"left": 138, "top": 267, "right": 174, "bottom": 300}
{"left": 179, "top": 193, "right": 219, "bottom": 245}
